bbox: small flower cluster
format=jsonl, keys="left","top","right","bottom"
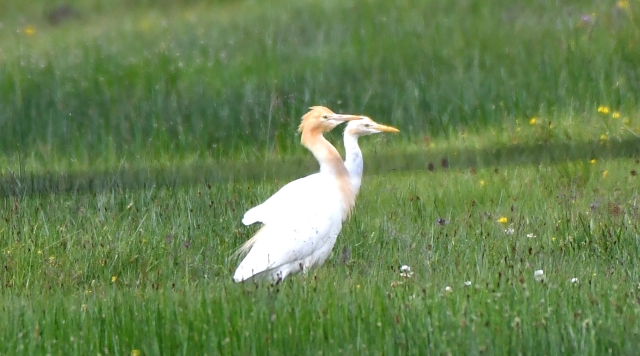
{"left": 598, "top": 106, "right": 621, "bottom": 119}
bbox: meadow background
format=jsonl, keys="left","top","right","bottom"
{"left": 1, "top": 0, "right": 640, "bottom": 354}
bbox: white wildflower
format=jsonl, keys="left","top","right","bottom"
{"left": 464, "top": 281, "right": 472, "bottom": 287}
{"left": 534, "top": 269, "right": 545, "bottom": 282}
{"left": 571, "top": 278, "right": 579, "bottom": 284}
{"left": 526, "top": 233, "right": 537, "bottom": 238}
{"left": 445, "top": 286, "right": 453, "bottom": 293}
{"left": 504, "top": 228, "right": 515, "bottom": 235}
{"left": 400, "top": 265, "right": 413, "bottom": 278}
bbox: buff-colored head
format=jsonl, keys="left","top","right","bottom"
{"left": 344, "top": 116, "right": 400, "bottom": 137}
{"left": 298, "top": 106, "right": 362, "bottom": 135}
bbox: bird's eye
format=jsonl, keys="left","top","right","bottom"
{"left": 364, "top": 124, "right": 371, "bottom": 128}
{"left": 321, "top": 114, "right": 329, "bottom": 119}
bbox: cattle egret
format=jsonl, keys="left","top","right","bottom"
{"left": 233, "top": 106, "right": 362, "bottom": 283}
{"left": 342, "top": 117, "right": 399, "bottom": 195}
{"left": 236, "top": 116, "right": 400, "bottom": 281}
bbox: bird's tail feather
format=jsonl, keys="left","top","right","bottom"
{"left": 231, "top": 225, "right": 266, "bottom": 260}
{"left": 233, "top": 224, "right": 286, "bottom": 282}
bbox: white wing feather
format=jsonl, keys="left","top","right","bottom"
{"left": 242, "top": 173, "right": 324, "bottom": 226}
{"left": 233, "top": 178, "right": 343, "bottom": 282}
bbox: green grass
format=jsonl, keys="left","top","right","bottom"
{"left": 1, "top": 0, "right": 640, "bottom": 354}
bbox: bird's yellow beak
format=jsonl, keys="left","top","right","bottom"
{"left": 375, "top": 124, "right": 400, "bottom": 133}
{"left": 328, "top": 114, "right": 363, "bottom": 122}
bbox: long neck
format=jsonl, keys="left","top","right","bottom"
{"left": 301, "top": 128, "right": 345, "bottom": 174}
{"left": 343, "top": 132, "right": 363, "bottom": 195}
{"left": 301, "top": 128, "right": 355, "bottom": 218}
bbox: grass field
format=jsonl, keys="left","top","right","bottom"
{"left": 1, "top": 0, "right": 640, "bottom": 354}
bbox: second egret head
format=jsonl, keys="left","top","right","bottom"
{"left": 344, "top": 116, "right": 400, "bottom": 137}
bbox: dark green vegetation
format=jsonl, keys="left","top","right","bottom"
{"left": 1, "top": 0, "right": 639, "bottom": 354}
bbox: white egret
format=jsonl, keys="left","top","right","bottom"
{"left": 236, "top": 116, "right": 400, "bottom": 282}
{"left": 233, "top": 106, "right": 362, "bottom": 283}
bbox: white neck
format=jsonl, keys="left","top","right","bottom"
{"left": 343, "top": 132, "right": 363, "bottom": 195}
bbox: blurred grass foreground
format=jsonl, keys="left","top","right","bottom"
{"left": 1, "top": 0, "right": 640, "bottom": 355}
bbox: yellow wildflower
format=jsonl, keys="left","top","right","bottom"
{"left": 480, "top": 180, "right": 486, "bottom": 186}
{"left": 529, "top": 117, "right": 537, "bottom": 125}
{"left": 602, "top": 170, "right": 608, "bottom": 178}
{"left": 497, "top": 217, "right": 508, "bottom": 224}
{"left": 612, "top": 111, "right": 621, "bottom": 119}
{"left": 590, "top": 159, "right": 597, "bottom": 164}
{"left": 139, "top": 18, "right": 152, "bottom": 31}
{"left": 131, "top": 350, "right": 141, "bottom": 356}
{"left": 37, "top": 250, "right": 42, "bottom": 255}
{"left": 23, "top": 26, "right": 36, "bottom": 36}
{"left": 49, "top": 255, "right": 55, "bottom": 261}
{"left": 597, "top": 106, "right": 610, "bottom": 114}
{"left": 600, "top": 134, "right": 608, "bottom": 141}
{"left": 112, "top": 276, "right": 118, "bottom": 283}
{"left": 617, "top": 0, "right": 629, "bottom": 10}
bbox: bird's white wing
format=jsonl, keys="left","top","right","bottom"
{"left": 233, "top": 183, "right": 343, "bottom": 282}
{"left": 242, "top": 173, "right": 324, "bottom": 226}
